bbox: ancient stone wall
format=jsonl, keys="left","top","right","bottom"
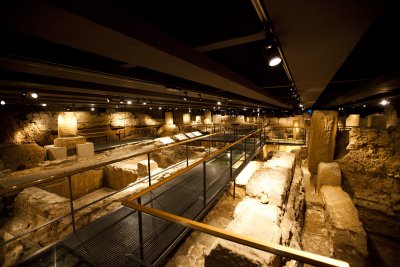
{"left": 338, "top": 127, "right": 400, "bottom": 238}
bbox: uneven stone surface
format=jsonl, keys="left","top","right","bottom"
{"left": 152, "top": 145, "right": 206, "bottom": 168}
{"left": 339, "top": 127, "right": 400, "bottom": 238}
{"left": 137, "top": 159, "right": 158, "bottom": 177}
{"left": 316, "top": 162, "right": 341, "bottom": 191}
{"left": 320, "top": 186, "right": 367, "bottom": 267}
{"left": 345, "top": 114, "right": 360, "bottom": 127}
{"left": 58, "top": 112, "right": 78, "bottom": 137}
{"left": 205, "top": 198, "right": 281, "bottom": 267}
{"left": 54, "top": 136, "right": 86, "bottom": 150}
{"left": 308, "top": 110, "right": 338, "bottom": 174}
{"left": 0, "top": 144, "right": 45, "bottom": 171}
{"left": 44, "top": 145, "right": 67, "bottom": 160}
{"left": 44, "top": 169, "right": 103, "bottom": 199}
{"left": 76, "top": 142, "right": 94, "bottom": 159}
{"left": 103, "top": 162, "right": 138, "bottom": 190}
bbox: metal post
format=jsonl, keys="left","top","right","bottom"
{"left": 147, "top": 153, "right": 151, "bottom": 186}
{"left": 186, "top": 143, "right": 189, "bottom": 167}
{"left": 244, "top": 138, "right": 247, "bottom": 162}
{"left": 203, "top": 161, "right": 207, "bottom": 206}
{"left": 208, "top": 134, "right": 211, "bottom": 155}
{"left": 138, "top": 197, "right": 144, "bottom": 260}
{"left": 253, "top": 133, "right": 256, "bottom": 154}
{"left": 67, "top": 176, "right": 76, "bottom": 232}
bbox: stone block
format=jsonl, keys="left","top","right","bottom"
{"left": 58, "top": 112, "right": 78, "bottom": 137}
{"left": 320, "top": 186, "right": 368, "bottom": 267}
{"left": 204, "top": 111, "right": 212, "bottom": 124}
{"left": 308, "top": 110, "right": 338, "bottom": 174}
{"left": 212, "top": 114, "right": 221, "bottom": 124}
{"left": 76, "top": 142, "right": 94, "bottom": 159}
{"left": 165, "top": 112, "right": 173, "bottom": 125}
{"left": 137, "top": 159, "right": 158, "bottom": 177}
{"left": 104, "top": 162, "right": 138, "bottom": 190}
{"left": 54, "top": 136, "right": 86, "bottom": 150}
{"left": 205, "top": 198, "right": 281, "bottom": 267}
{"left": 367, "top": 114, "right": 386, "bottom": 130}
{"left": 345, "top": 114, "right": 360, "bottom": 127}
{"left": 316, "top": 162, "right": 341, "bottom": 191}
{"left": 182, "top": 113, "right": 191, "bottom": 124}
{"left": 44, "top": 145, "right": 67, "bottom": 160}
{"left": 44, "top": 169, "right": 103, "bottom": 199}
{"left": 359, "top": 118, "right": 367, "bottom": 127}
{"left": 0, "top": 144, "right": 45, "bottom": 171}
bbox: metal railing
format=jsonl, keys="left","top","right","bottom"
{"left": 0, "top": 128, "right": 248, "bottom": 252}
{"left": 264, "top": 126, "right": 307, "bottom": 145}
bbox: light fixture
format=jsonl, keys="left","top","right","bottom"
{"left": 189, "top": 108, "right": 191, "bottom": 113}
{"left": 91, "top": 103, "right": 95, "bottom": 106}
{"left": 299, "top": 103, "right": 303, "bottom": 108}
{"left": 243, "top": 108, "right": 247, "bottom": 111}
{"left": 1, "top": 100, "right": 5, "bottom": 105}
{"left": 143, "top": 100, "right": 147, "bottom": 105}
{"left": 119, "top": 98, "right": 124, "bottom": 104}
{"left": 41, "top": 103, "right": 47, "bottom": 107}
{"left": 198, "top": 94, "right": 202, "bottom": 101}
{"left": 91, "top": 107, "right": 95, "bottom": 111}
{"left": 159, "top": 106, "right": 162, "bottom": 110}
{"left": 149, "top": 107, "right": 153, "bottom": 110}
{"left": 127, "top": 100, "right": 132, "bottom": 105}
{"left": 217, "top": 98, "right": 221, "bottom": 105}
{"left": 106, "top": 97, "right": 111, "bottom": 103}
{"left": 363, "top": 104, "right": 367, "bottom": 108}
{"left": 183, "top": 91, "right": 187, "bottom": 101}
{"left": 268, "top": 55, "right": 282, "bottom": 67}
{"left": 116, "top": 105, "right": 119, "bottom": 108}
{"left": 379, "top": 99, "right": 390, "bottom": 106}
{"left": 30, "top": 92, "right": 38, "bottom": 99}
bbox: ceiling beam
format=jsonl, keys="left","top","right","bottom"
{"left": 195, "top": 31, "right": 265, "bottom": 52}
{"left": 0, "top": 1, "right": 288, "bottom": 108}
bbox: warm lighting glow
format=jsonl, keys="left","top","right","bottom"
{"left": 1, "top": 100, "right": 5, "bottom": 105}
{"left": 268, "top": 55, "right": 282, "bottom": 66}
{"left": 159, "top": 106, "right": 162, "bottom": 110}
{"left": 31, "top": 92, "right": 38, "bottom": 98}
{"left": 217, "top": 101, "right": 221, "bottom": 105}
{"left": 127, "top": 100, "right": 132, "bottom": 105}
{"left": 58, "top": 112, "right": 78, "bottom": 137}
{"left": 299, "top": 104, "right": 303, "bottom": 108}
{"left": 380, "top": 99, "right": 390, "bottom": 106}
{"left": 91, "top": 107, "right": 95, "bottom": 111}
{"left": 143, "top": 101, "right": 147, "bottom": 105}
{"left": 41, "top": 103, "right": 47, "bottom": 107}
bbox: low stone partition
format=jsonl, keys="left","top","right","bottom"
{"left": 320, "top": 186, "right": 368, "bottom": 267}
{"left": 104, "top": 162, "right": 139, "bottom": 190}
{"left": 206, "top": 151, "right": 304, "bottom": 266}
{"left": 316, "top": 162, "right": 341, "bottom": 192}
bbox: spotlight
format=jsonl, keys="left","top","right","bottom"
{"left": 363, "top": 104, "right": 367, "bottom": 108}
{"left": 106, "top": 97, "right": 111, "bottom": 103}
{"left": 189, "top": 108, "right": 191, "bottom": 113}
{"left": 268, "top": 55, "right": 282, "bottom": 67}
{"left": 159, "top": 106, "right": 162, "bottom": 110}
{"left": 217, "top": 98, "right": 221, "bottom": 105}
{"left": 143, "top": 101, "right": 147, "bottom": 105}
{"left": 243, "top": 108, "right": 247, "bottom": 111}
{"left": 198, "top": 94, "right": 202, "bottom": 101}
{"left": 149, "top": 107, "right": 153, "bottom": 110}
{"left": 183, "top": 91, "right": 187, "bottom": 101}
{"left": 119, "top": 98, "right": 124, "bottom": 104}
{"left": 116, "top": 105, "right": 119, "bottom": 108}
{"left": 41, "top": 103, "right": 47, "bottom": 107}
{"left": 1, "top": 100, "right": 5, "bottom": 105}
{"left": 91, "top": 107, "right": 95, "bottom": 111}
{"left": 127, "top": 100, "right": 132, "bottom": 105}
{"left": 299, "top": 104, "right": 303, "bottom": 108}
{"left": 30, "top": 92, "right": 38, "bottom": 99}
{"left": 379, "top": 99, "right": 390, "bottom": 106}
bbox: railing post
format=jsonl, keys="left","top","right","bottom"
{"left": 203, "top": 161, "right": 207, "bottom": 206}
{"left": 253, "top": 133, "right": 256, "bottom": 154}
{"left": 208, "top": 134, "right": 211, "bottom": 155}
{"left": 137, "top": 197, "right": 144, "bottom": 260}
{"left": 67, "top": 175, "right": 76, "bottom": 232}
{"left": 147, "top": 153, "right": 151, "bottom": 186}
{"left": 244, "top": 138, "right": 247, "bottom": 162}
{"left": 230, "top": 148, "right": 235, "bottom": 199}
{"left": 186, "top": 142, "right": 189, "bottom": 167}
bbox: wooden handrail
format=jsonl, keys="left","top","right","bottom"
{"left": 122, "top": 201, "right": 349, "bottom": 267}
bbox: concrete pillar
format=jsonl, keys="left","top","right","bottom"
{"left": 58, "top": 112, "right": 77, "bottom": 137}
{"left": 204, "top": 111, "right": 212, "bottom": 124}
{"left": 165, "top": 112, "right": 173, "bottom": 125}
{"left": 308, "top": 110, "right": 338, "bottom": 174}
{"left": 345, "top": 114, "right": 360, "bottom": 127}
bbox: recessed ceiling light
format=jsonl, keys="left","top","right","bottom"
{"left": 31, "top": 92, "right": 38, "bottom": 99}
{"left": 91, "top": 107, "right": 95, "bottom": 111}
{"left": 379, "top": 99, "right": 390, "bottom": 106}
{"left": 143, "top": 101, "right": 147, "bottom": 105}
{"left": 41, "top": 103, "right": 47, "bottom": 107}
{"left": 363, "top": 104, "right": 367, "bottom": 108}
{"left": 1, "top": 100, "right": 5, "bottom": 105}
{"left": 127, "top": 100, "right": 132, "bottom": 105}
{"left": 119, "top": 98, "right": 124, "bottom": 104}
{"left": 268, "top": 55, "right": 282, "bottom": 67}
{"left": 107, "top": 97, "right": 111, "bottom": 103}
{"left": 159, "top": 106, "right": 162, "bottom": 110}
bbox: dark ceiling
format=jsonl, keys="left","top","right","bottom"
{"left": 0, "top": 0, "right": 399, "bottom": 114}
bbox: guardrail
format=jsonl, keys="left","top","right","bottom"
{"left": 0, "top": 125, "right": 259, "bottom": 264}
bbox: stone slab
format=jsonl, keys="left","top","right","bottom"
{"left": 54, "top": 136, "right": 86, "bottom": 150}
{"left": 367, "top": 114, "right": 386, "bottom": 130}
{"left": 205, "top": 198, "right": 280, "bottom": 267}
{"left": 76, "top": 142, "right": 94, "bottom": 159}
{"left": 320, "top": 186, "right": 367, "bottom": 267}
{"left": 308, "top": 110, "right": 338, "bottom": 174}
{"left": 58, "top": 112, "right": 78, "bottom": 137}
{"left": 316, "top": 162, "right": 341, "bottom": 192}
{"left": 44, "top": 145, "right": 67, "bottom": 160}
{"left": 137, "top": 159, "right": 158, "bottom": 177}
